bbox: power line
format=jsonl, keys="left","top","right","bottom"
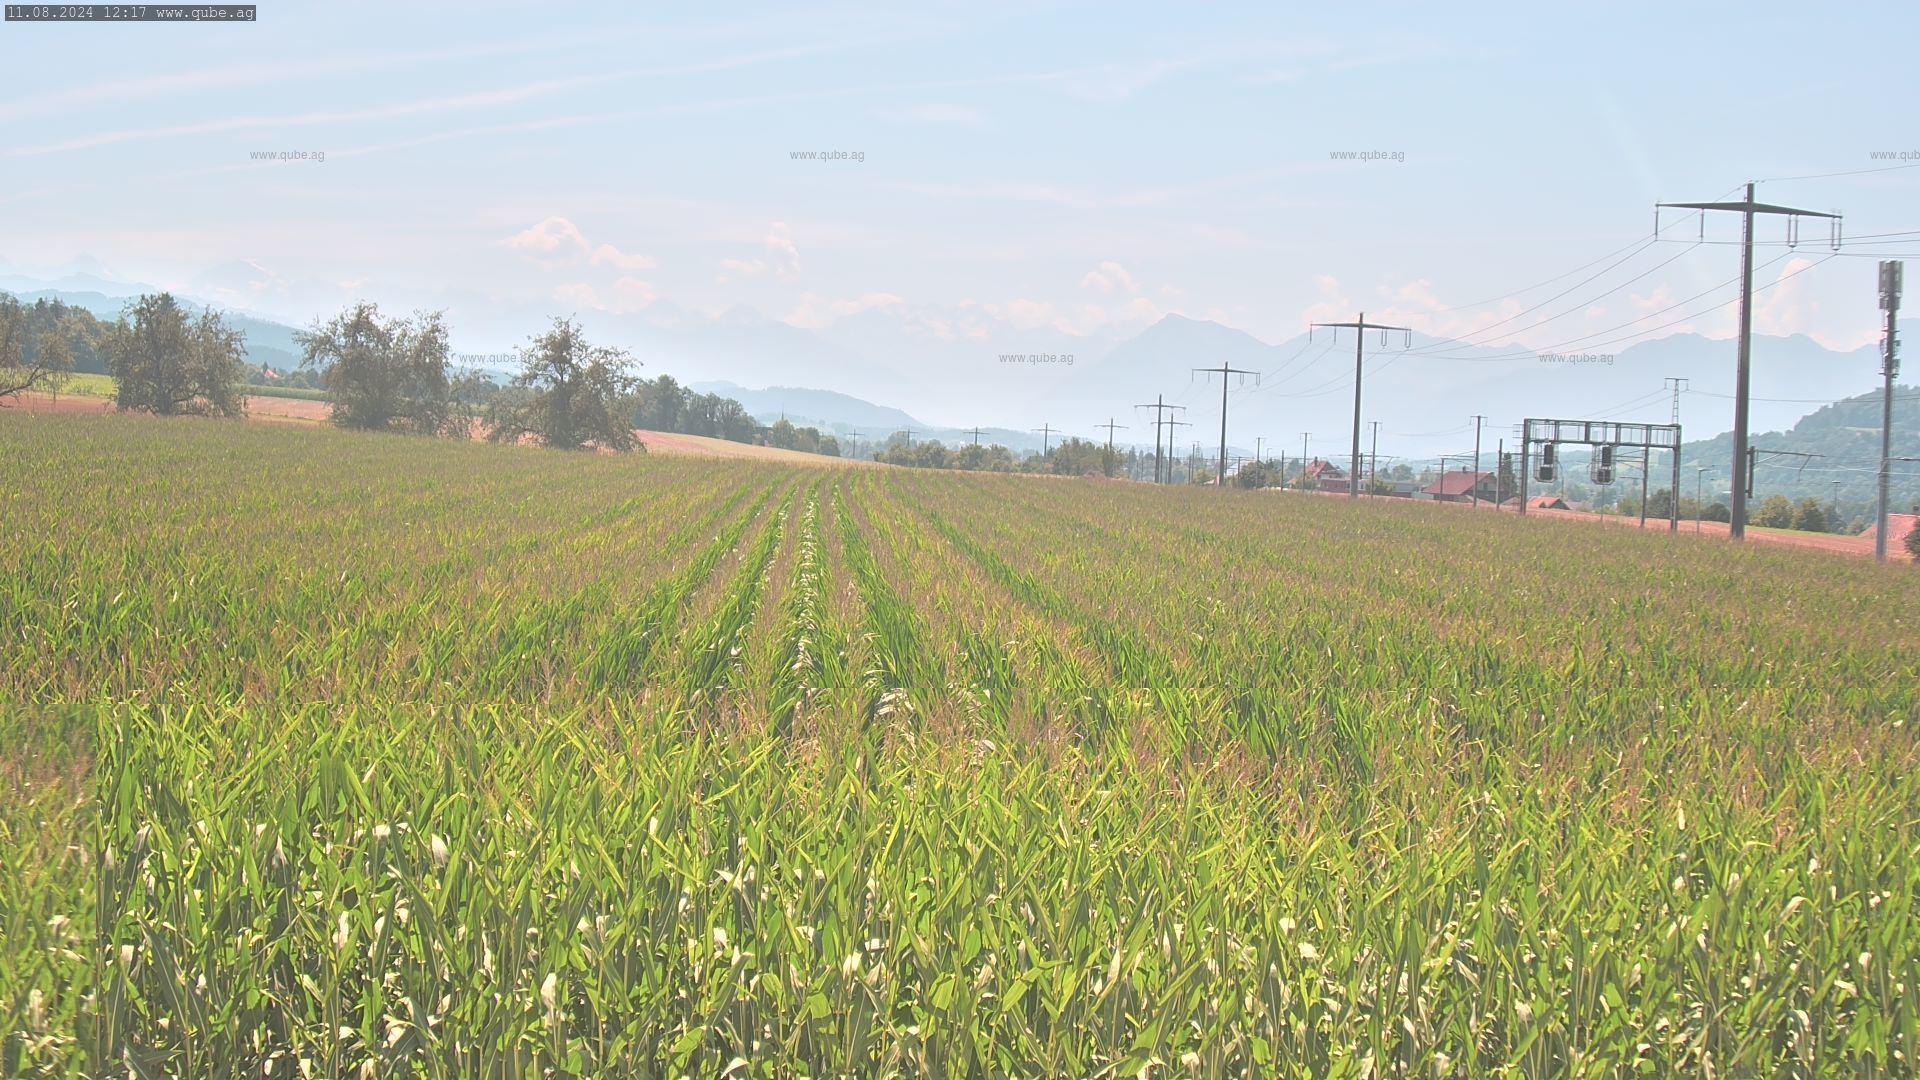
{"left": 1403, "top": 239, "right": 1690, "bottom": 354}
{"left": 1135, "top": 395, "right": 1186, "bottom": 484}
{"left": 1193, "top": 362, "right": 1259, "bottom": 486}
{"left": 1660, "top": 182, "right": 1844, "bottom": 539}
{"left": 1399, "top": 192, "right": 1736, "bottom": 318}
{"left": 1402, "top": 249, "right": 1815, "bottom": 364}
{"left": 1310, "top": 314, "right": 1412, "bottom": 498}
{"left": 1403, "top": 241, "right": 1707, "bottom": 357}
{"left": 1757, "top": 161, "right": 1920, "bottom": 184}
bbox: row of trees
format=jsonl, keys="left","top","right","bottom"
{"left": 298, "top": 304, "right": 841, "bottom": 455}
{"left": 1, "top": 292, "right": 838, "bottom": 457}
{"left": 0, "top": 296, "right": 88, "bottom": 402}
{"left": 873, "top": 437, "right": 1125, "bottom": 476}
{"left": 0, "top": 292, "right": 256, "bottom": 415}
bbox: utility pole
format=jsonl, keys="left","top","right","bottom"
{"left": 1255, "top": 436, "right": 1264, "bottom": 464}
{"left": 1665, "top": 377, "right": 1689, "bottom": 426}
{"left": 1096, "top": 417, "right": 1127, "bottom": 453}
{"left": 1033, "top": 423, "right": 1057, "bottom": 455}
{"left": 1169, "top": 418, "right": 1192, "bottom": 482}
{"left": 1136, "top": 396, "right": 1186, "bottom": 485}
{"left": 1368, "top": 421, "right": 1382, "bottom": 494}
{"left": 965, "top": 425, "right": 986, "bottom": 446}
{"left": 847, "top": 428, "right": 862, "bottom": 458}
{"left": 1469, "top": 415, "right": 1487, "bottom": 508}
{"left": 1638, "top": 448, "right": 1651, "bottom": 528}
{"left": 1877, "top": 260, "right": 1903, "bottom": 561}
{"left": 1193, "top": 362, "right": 1259, "bottom": 487}
{"left": 901, "top": 427, "right": 915, "bottom": 447}
{"left": 1300, "top": 432, "right": 1311, "bottom": 483}
{"left": 1658, "top": 185, "right": 1840, "bottom": 539}
{"left": 1695, "top": 465, "right": 1709, "bottom": 533}
{"left": 1311, "top": 314, "right": 1412, "bottom": 498}
{"left": 1496, "top": 437, "right": 1505, "bottom": 505}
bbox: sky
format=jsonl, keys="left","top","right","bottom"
{"left": 3, "top": 0, "right": 1917, "bottom": 416}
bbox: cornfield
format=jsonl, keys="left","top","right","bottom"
{"left": 3, "top": 412, "right": 1917, "bottom": 1076}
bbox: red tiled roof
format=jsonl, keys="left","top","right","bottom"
{"left": 1860, "top": 513, "right": 1918, "bottom": 550}
{"left": 1423, "top": 470, "right": 1491, "bottom": 497}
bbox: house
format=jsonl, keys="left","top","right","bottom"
{"left": 1859, "top": 513, "right": 1919, "bottom": 557}
{"left": 1417, "top": 469, "right": 1498, "bottom": 503}
{"left": 1527, "top": 495, "right": 1570, "bottom": 510}
{"left": 1301, "top": 458, "right": 1348, "bottom": 492}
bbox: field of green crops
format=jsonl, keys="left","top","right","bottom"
{"left": 4, "top": 411, "right": 1918, "bottom": 1076}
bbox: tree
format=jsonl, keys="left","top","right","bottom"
{"left": 0, "top": 297, "right": 75, "bottom": 404}
{"left": 1906, "top": 520, "right": 1920, "bottom": 560}
{"left": 633, "top": 375, "right": 686, "bottom": 433}
{"left": 1752, "top": 494, "right": 1795, "bottom": 529}
{"left": 1792, "top": 497, "right": 1828, "bottom": 534}
{"left": 107, "top": 293, "right": 248, "bottom": 417}
{"left": 1236, "top": 459, "right": 1285, "bottom": 489}
{"left": 486, "top": 317, "right": 641, "bottom": 451}
{"left": 1701, "top": 502, "right": 1731, "bottom": 523}
{"left": 1646, "top": 487, "right": 1676, "bottom": 521}
{"left": 297, "top": 303, "right": 453, "bottom": 434}
{"left": 1496, "top": 452, "right": 1518, "bottom": 504}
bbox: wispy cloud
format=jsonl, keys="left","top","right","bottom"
{"left": 6, "top": 39, "right": 879, "bottom": 159}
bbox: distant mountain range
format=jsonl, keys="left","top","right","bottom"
{"left": 6, "top": 275, "right": 1910, "bottom": 465}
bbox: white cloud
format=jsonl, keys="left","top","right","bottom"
{"left": 590, "top": 243, "right": 656, "bottom": 272}
{"left": 1079, "top": 260, "right": 1140, "bottom": 294}
{"left": 552, "top": 276, "right": 657, "bottom": 314}
{"left": 988, "top": 298, "right": 1063, "bottom": 331}
{"left": 1301, "top": 273, "right": 1353, "bottom": 328}
{"left": 765, "top": 222, "right": 801, "bottom": 277}
{"left": 1755, "top": 257, "right": 1818, "bottom": 337}
{"left": 829, "top": 292, "right": 906, "bottom": 318}
{"left": 505, "top": 217, "right": 656, "bottom": 275}
{"left": 505, "top": 216, "right": 591, "bottom": 257}
{"left": 725, "top": 223, "right": 801, "bottom": 285}
{"left": 716, "top": 258, "right": 767, "bottom": 284}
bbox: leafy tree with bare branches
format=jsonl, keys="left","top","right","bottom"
{"left": 298, "top": 302, "right": 454, "bottom": 434}
{"left": 486, "top": 317, "right": 641, "bottom": 451}
{"left": 106, "top": 293, "right": 249, "bottom": 417}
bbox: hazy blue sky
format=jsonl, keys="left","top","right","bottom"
{"left": 4, "top": 1, "right": 1916, "bottom": 366}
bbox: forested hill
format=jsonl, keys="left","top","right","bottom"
{"left": 1680, "top": 385, "right": 1920, "bottom": 505}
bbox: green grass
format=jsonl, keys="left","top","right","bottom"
{"left": 45, "top": 372, "right": 114, "bottom": 399}
{"left": 3, "top": 412, "right": 1917, "bottom": 1076}
{"left": 35, "top": 372, "right": 330, "bottom": 403}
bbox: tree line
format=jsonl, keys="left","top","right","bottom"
{"left": 873, "top": 436, "right": 1125, "bottom": 476}
{"left": 0, "top": 293, "right": 840, "bottom": 457}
